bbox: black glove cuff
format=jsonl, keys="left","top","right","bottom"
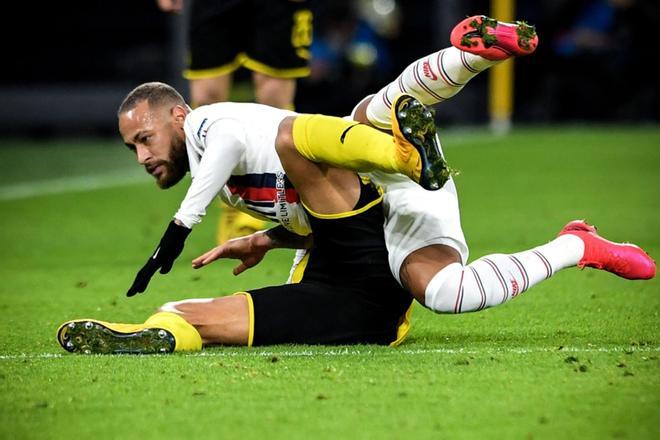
{"left": 164, "top": 220, "right": 192, "bottom": 242}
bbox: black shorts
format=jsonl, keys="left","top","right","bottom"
{"left": 244, "top": 180, "right": 414, "bottom": 346}
{"left": 185, "top": 0, "right": 313, "bottom": 80}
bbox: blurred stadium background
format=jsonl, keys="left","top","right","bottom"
{"left": 1, "top": 0, "right": 658, "bottom": 138}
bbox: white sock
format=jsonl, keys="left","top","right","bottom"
{"left": 424, "top": 235, "right": 585, "bottom": 313}
{"left": 365, "top": 47, "right": 498, "bottom": 129}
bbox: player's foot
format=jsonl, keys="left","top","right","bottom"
{"left": 57, "top": 319, "right": 175, "bottom": 354}
{"left": 559, "top": 220, "right": 656, "bottom": 280}
{"left": 391, "top": 94, "right": 450, "bottom": 191}
{"left": 451, "top": 15, "right": 538, "bottom": 61}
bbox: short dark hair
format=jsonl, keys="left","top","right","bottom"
{"left": 117, "top": 82, "right": 186, "bottom": 117}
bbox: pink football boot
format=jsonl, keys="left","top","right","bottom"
{"left": 559, "top": 220, "right": 656, "bottom": 280}
{"left": 451, "top": 15, "right": 539, "bottom": 61}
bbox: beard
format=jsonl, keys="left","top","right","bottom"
{"left": 152, "top": 138, "right": 189, "bottom": 189}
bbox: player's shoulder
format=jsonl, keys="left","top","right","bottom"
{"left": 185, "top": 102, "right": 295, "bottom": 142}
{"left": 184, "top": 103, "right": 243, "bottom": 141}
{"left": 188, "top": 102, "right": 265, "bottom": 125}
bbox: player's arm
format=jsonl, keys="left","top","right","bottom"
{"left": 192, "top": 226, "right": 313, "bottom": 275}
{"left": 126, "top": 121, "right": 246, "bottom": 297}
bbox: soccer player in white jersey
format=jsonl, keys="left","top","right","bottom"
{"left": 200, "top": 15, "right": 655, "bottom": 314}
{"left": 57, "top": 15, "right": 655, "bottom": 354}
{"left": 57, "top": 36, "right": 450, "bottom": 352}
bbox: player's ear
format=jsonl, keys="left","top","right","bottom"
{"left": 171, "top": 104, "right": 188, "bottom": 125}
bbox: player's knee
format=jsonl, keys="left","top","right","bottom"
{"left": 159, "top": 297, "right": 249, "bottom": 345}
{"left": 275, "top": 116, "right": 297, "bottom": 155}
{"left": 253, "top": 74, "right": 295, "bottom": 108}
{"left": 157, "top": 299, "right": 218, "bottom": 342}
{"left": 255, "top": 86, "right": 292, "bottom": 109}
{"left": 191, "top": 90, "right": 223, "bottom": 107}
{"left": 190, "top": 80, "right": 230, "bottom": 107}
{"left": 157, "top": 299, "right": 203, "bottom": 324}
{"left": 157, "top": 301, "right": 178, "bottom": 315}
{"left": 419, "top": 262, "right": 465, "bottom": 314}
{"left": 351, "top": 96, "right": 373, "bottom": 125}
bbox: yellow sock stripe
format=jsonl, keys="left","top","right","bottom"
{"left": 233, "top": 292, "right": 255, "bottom": 347}
{"left": 389, "top": 303, "right": 414, "bottom": 347}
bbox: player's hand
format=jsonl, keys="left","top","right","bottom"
{"left": 126, "top": 220, "right": 191, "bottom": 297}
{"left": 192, "top": 232, "right": 270, "bottom": 276}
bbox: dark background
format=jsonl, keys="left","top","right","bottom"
{"left": 1, "top": 0, "right": 658, "bottom": 137}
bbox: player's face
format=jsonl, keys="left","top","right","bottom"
{"left": 118, "top": 100, "right": 189, "bottom": 189}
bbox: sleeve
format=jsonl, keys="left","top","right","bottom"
{"left": 174, "top": 120, "right": 246, "bottom": 228}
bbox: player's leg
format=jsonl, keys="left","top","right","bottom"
{"left": 416, "top": 220, "right": 655, "bottom": 313}
{"left": 276, "top": 95, "right": 450, "bottom": 192}
{"left": 56, "top": 295, "right": 251, "bottom": 354}
{"left": 189, "top": 75, "right": 232, "bottom": 107}
{"left": 252, "top": 73, "right": 297, "bottom": 110}
{"left": 157, "top": 295, "right": 250, "bottom": 345}
{"left": 247, "top": 282, "right": 411, "bottom": 346}
{"left": 183, "top": 0, "right": 244, "bottom": 107}
{"left": 245, "top": 0, "right": 312, "bottom": 110}
{"left": 274, "top": 114, "right": 362, "bottom": 214}
{"left": 356, "top": 15, "right": 539, "bottom": 129}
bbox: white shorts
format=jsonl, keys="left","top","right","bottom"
{"left": 367, "top": 172, "right": 469, "bottom": 285}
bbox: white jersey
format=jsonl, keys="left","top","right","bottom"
{"left": 174, "top": 102, "right": 312, "bottom": 236}
{"left": 173, "top": 100, "right": 469, "bottom": 287}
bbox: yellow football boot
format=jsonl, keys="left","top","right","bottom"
{"left": 57, "top": 312, "right": 201, "bottom": 354}
{"left": 390, "top": 94, "right": 451, "bottom": 190}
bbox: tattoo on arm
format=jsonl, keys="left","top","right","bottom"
{"left": 265, "top": 226, "right": 313, "bottom": 249}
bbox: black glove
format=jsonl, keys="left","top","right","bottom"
{"left": 126, "top": 220, "right": 191, "bottom": 297}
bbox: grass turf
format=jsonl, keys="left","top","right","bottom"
{"left": 0, "top": 126, "right": 658, "bottom": 439}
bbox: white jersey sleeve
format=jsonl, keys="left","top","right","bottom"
{"left": 174, "top": 119, "right": 246, "bottom": 228}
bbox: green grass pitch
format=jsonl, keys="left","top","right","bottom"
{"left": 0, "top": 126, "right": 658, "bottom": 439}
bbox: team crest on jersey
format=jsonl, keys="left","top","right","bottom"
{"left": 196, "top": 118, "right": 208, "bottom": 139}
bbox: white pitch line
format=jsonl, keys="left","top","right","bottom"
{"left": 0, "top": 170, "right": 148, "bottom": 201}
{"left": 1, "top": 346, "right": 657, "bottom": 360}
